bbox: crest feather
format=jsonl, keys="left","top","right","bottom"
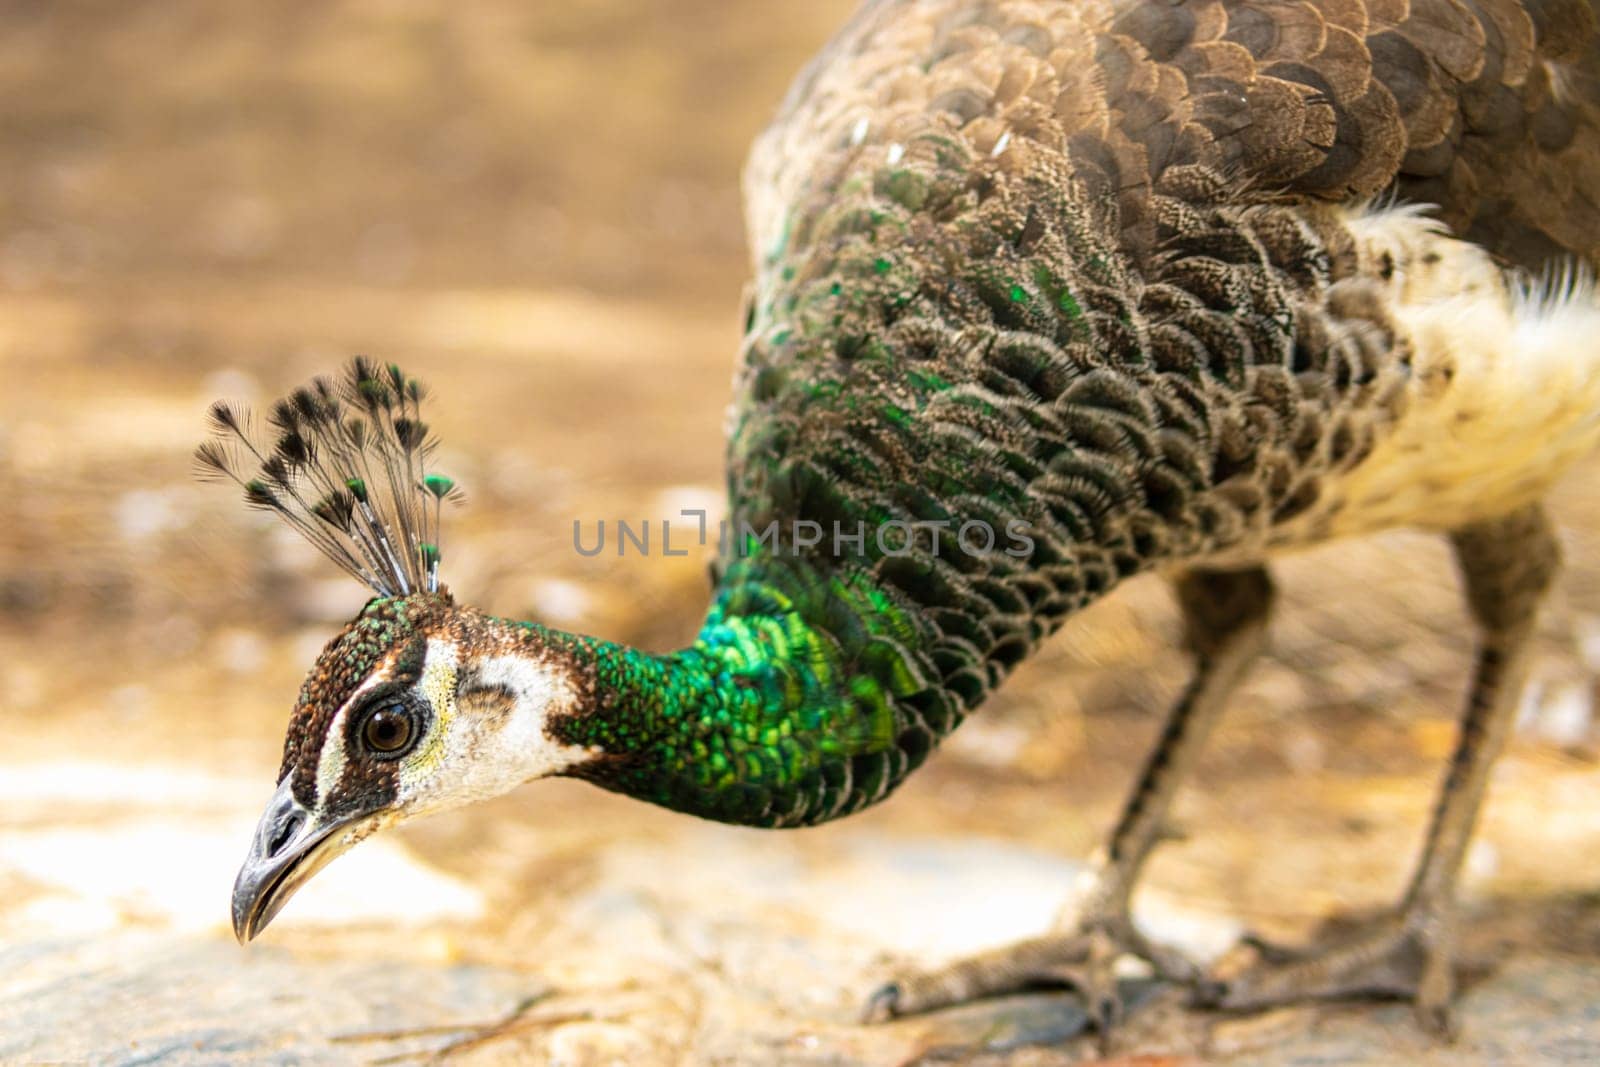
{"left": 195, "top": 358, "right": 464, "bottom": 596}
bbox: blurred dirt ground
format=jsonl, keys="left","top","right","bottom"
{"left": 2, "top": 3, "right": 1599, "bottom": 1064}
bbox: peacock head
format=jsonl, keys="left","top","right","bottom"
{"left": 198, "top": 360, "right": 596, "bottom": 941}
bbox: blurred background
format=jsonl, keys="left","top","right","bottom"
{"left": 2, "top": 3, "right": 1598, "bottom": 1063}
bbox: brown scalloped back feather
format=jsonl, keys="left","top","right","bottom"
{"left": 750, "top": 0, "right": 1600, "bottom": 273}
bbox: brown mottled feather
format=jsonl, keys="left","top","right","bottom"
{"left": 749, "top": 0, "right": 1600, "bottom": 272}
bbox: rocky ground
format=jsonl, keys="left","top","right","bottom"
{"left": 2, "top": 3, "right": 1599, "bottom": 1064}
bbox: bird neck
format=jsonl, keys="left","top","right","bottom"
{"left": 524, "top": 554, "right": 942, "bottom": 828}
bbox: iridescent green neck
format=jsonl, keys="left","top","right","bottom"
{"left": 529, "top": 555, "right": 952, "bottom": 828}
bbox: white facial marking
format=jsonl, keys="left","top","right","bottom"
{"left": 313, "top": 666, "right": 392, "bottom": 808}
{"left": 384, "top": 639, "right": 461, "bottom": 803}
{"left": 398, "top": 647, "right": 588, "bottom": 815}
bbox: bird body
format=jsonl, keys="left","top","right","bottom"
{"left": 739, "top": 0, "right": 1600, "bottom": 558}
{"left": 208, "top": 0, "right": 1600, "bottom": 1042}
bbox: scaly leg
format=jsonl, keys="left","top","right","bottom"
{"left": 865, "top": 566, "right": 1276, "bottom": 1037}
{"left": 1206, "top": 505, "right": 1560, "bottom": 1037}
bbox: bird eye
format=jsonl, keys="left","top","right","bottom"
{"left": 362, "top": 705, "right": 415, "bottom": 755}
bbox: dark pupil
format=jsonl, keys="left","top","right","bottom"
{"left": 365, "top": 708, "right": 411, "bottom": 752}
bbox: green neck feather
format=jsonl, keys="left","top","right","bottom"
{"left": 528, "top": 552, "right": 955, "bottom": 828}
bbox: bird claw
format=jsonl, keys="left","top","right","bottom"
{"left": 1198, "top": 911, "right": 1460, "bottom": 1039}
{"left": 1235, "top": 929, "right": 1307, "bottom": 965}
{"left": 860, "top": 981, "right": 903, "bottom": 1024}
{"left": 861, "top": 915, "right": 1199, "bottom": 1048}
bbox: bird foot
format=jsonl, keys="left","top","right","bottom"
{"left": 862, "top": 912, "right": 1201, "bottom": 1046}
{"left": 1199, "top": 908, "right": 1458, "bottom": 1039}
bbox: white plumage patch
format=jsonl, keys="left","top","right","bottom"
{"left": 397, "top": 644, "right": 590, "bottom": 816}
{"left": 313, "top": 670, "right": 390, "bottom": 808}
{"left": 1322, "top": 203, "right": 1600, "bottom": 537}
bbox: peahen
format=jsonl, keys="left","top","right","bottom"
{"left": 203, "top": 0, "right": 1600, "bottom": 1041}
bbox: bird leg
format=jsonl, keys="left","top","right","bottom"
{"left": 1205, "top": 505, "right": 1560, "bottom": 1037}
{"left": 864, "top": 566, "right": 1276, "bottom": 1038}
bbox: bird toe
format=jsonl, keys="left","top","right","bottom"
{"left": 860, "top": 981, "right": 904, "bottom": 1024}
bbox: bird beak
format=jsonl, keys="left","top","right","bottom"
{"left": 230, "top": 776, "right": 376, "bottom": 943}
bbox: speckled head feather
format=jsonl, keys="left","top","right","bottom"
{"left": 283, "top": 593, "right": 449, "bottom": 808}
{"left": 195, "top": 357, "right": 464, "bottom": 598}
